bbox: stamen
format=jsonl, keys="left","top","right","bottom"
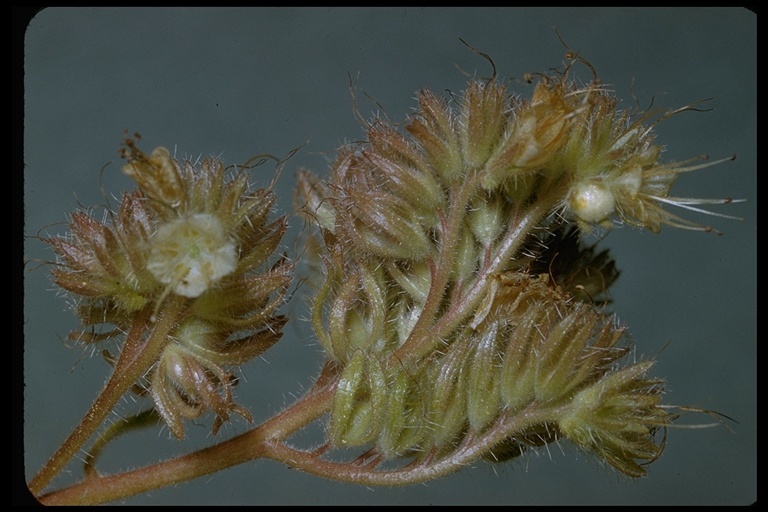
{"left": 648, "top": 195, "right": 745, "bottom": 220}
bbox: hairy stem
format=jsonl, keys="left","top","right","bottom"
{"left": 39, "top": 361, "right": 340, "bottom": 505}
{"left": 394, "top": 181, "right": 567, "bottom": 365}
{"left": 29, "top": 295, "right": 186, "bottom": 496}
{"left": 262, "top": 402, "right": 566, "bottom": 486}
{"left": 393, "top": 174, "right": 478, "bottom": 359}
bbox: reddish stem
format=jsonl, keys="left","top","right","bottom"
{"left": 29, "top": 296, "right": 185, "bottom": 496}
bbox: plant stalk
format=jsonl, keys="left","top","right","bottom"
{"left": 29, "top": 295, "right": 185, "bottom": 496}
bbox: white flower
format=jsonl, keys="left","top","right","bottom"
{"left": 147, "top": 213, "right": 237, "bottom": 298}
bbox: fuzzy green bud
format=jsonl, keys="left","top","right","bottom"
{"left": 468, "top": 193, "right": 505, "bottom": 247}
{"left": 460, "top": 80, "right": 508, "bottom": 169}
{"left": 406, "top": 89, "right": 463, "bottom": 182}
{"left": 467, "top": 322, "right": 504, "bottom": 432}
{"left": 559, "top": 361, "right": 670, "bottom": 477}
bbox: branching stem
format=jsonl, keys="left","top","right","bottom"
{"left": 394, "top": 180, "right": 566, "bottom": 364}
{"left": 39, "top": 361, "right": 339, "bottom": 505}
{"left": 29, "top": 295, "right": 186, "bottom": 496}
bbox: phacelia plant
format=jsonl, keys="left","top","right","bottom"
{"left": 28, "top": 52, "right": 741, "bottom": 505}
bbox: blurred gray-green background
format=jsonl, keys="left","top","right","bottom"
{"left": 23, "top": 7, "right": 755, "bottom": 505}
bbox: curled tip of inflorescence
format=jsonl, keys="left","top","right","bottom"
{"left": 295, "top": 55, "right": 740, "bottom": 481}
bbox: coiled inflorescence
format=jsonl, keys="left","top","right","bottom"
{"left": 297, "top": 63, "right": 737, "bottom": 476}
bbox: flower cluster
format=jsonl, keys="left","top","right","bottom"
{"left": 48, "top": 137, "right": 291, "bottom": 438}
{"left": 556, "top": 92, "right": 740, "bottom": 233}
{"left": 296, "top": 63, "right": 738, "bottom": 476}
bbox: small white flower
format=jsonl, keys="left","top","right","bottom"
{"left": 147, "top": 213, "right": 237, "bottom": 298}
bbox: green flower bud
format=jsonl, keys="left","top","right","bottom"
{"left": 386, "top": 260, "right": 431, "bottom": 305}
{"left": 459, "top": 80, "right": 508, "bottom": 169}
{"left": 425, "top": 339, "right": 471, "bottom": 448}
{"left": 406, "top": 89, "right": 463, "bottom": 183}
{"left": 534, "top": 304, "right": 600, "bottom": 403}
{"left": 367, "top": 124, "right": 444, "bottom": 222}
{"left": 559, "top": 361, "right": 670, "bottom": 477}
{"left": 330, "top": 351, "right": 388, "bottom": 447}
{"left": 453, "top": 225, "right": 479, "bottom": 283}
{"left": 377, "top": 367, "right": 429, "bottom": 457}
{"left": 468, "top": 193, "right": 505, "bottom": 247}
{"left": 467, "top": 322, "right": 503, "bottom": 432}
{"left": 500, "top": 306, "right": 543, "bottom": 409}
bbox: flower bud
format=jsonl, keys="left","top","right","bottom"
{"left": 424, "top": 338, "right": 472, "bottom": 448}
{"left": 406, "top": 89, "right": 463, "bottom": 183}
{"left": 468, "top": 193, "right": 505, "bottom": 247}
{"left": 459, "top": 80, "right": 508, "bottom": 169}
{"left": 330, "top": 351, "right": 388, "bottom": 446}
{"left": 367, "top": 124, "right": 444, "bottom": 222}
{"left": 377, "top": 366, "right": 428, "bottom": 457}
{"left": 386, "top": 260, "right": 431, "bottom": 306}
{"left": 453, "top": 225, "right": 479, "bottom": 283}
{"left": 499, "top": 306, "right": 544, "bottom": 409}
{"left": 332, "top": 152, "right": 435, "bottom": 260}
{"left": 559, "top": 361, "right": 670, "bottom": 477}
{"left": 150, "top": 343, "right": 253, "bottom": 439}
{"left": 467, "top": 322, "right": 503, "bottom": 432}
